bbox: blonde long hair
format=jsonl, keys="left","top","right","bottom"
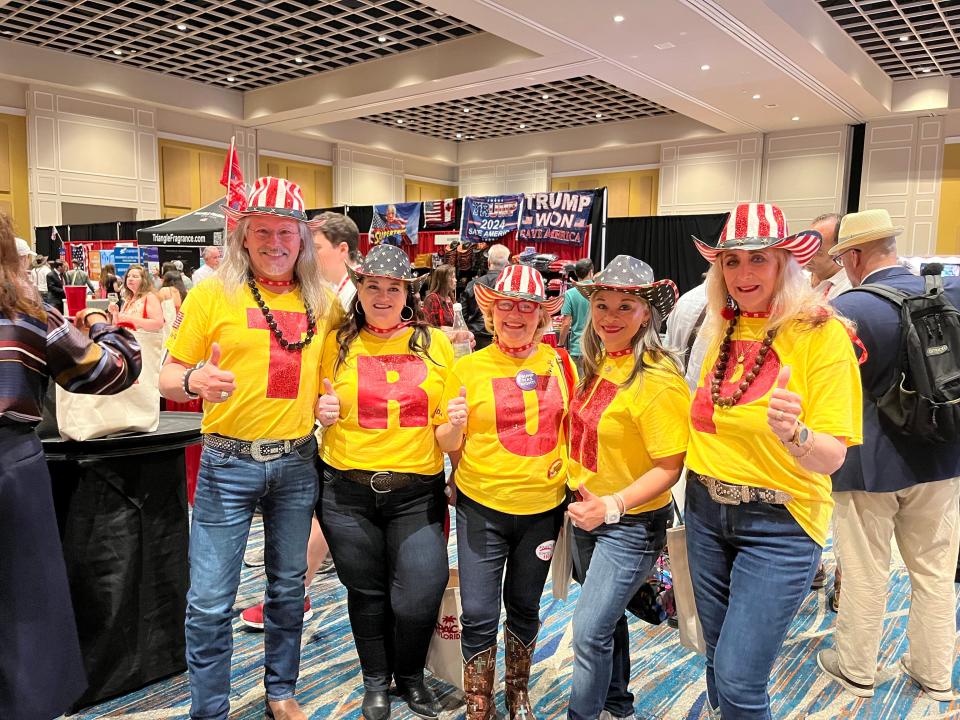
{"left": 702, "top": 249, "right": 846, "bottom": 346}
{"left": 218, "top": 216, "right": 330, "bottom": 319}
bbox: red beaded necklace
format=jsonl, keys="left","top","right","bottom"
{"left": 497, "top": 340, "right": 537, "bottom": 355}
{"left": 606, "top": 347, "right": 634, "bottom": 358}
{"left": 256, "top": 276, "right": 296, "bottom": 289}
{"left": 364, "top": 321, "right": 411, "bottom": 335}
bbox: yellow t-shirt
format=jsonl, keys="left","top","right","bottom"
{"left": 567, "top": 352, "right": 691, "bottom": 514}
{"left": 320, "top": 326, "right": 454, "bottom": 475}
{"left": 436, "top": 343, "right": 573, "bottom": 515}
{"left": 687, "top": 315, "right": 863, "bottom": 545}
{"left": 166, "top": 278, "right": 340, "bottom": 440}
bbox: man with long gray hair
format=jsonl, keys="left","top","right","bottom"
{"left": 159, "top": 177, "right": 343, "bottom": 720}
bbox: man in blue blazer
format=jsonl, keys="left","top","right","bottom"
{"left": 816, "top": 209, "right": 960, "bottom": 702}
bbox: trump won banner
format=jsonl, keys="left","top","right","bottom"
{"left": 460, "top": 194, "right": 524, "bottom": 242}
{"left": 370, "top": 202, "right": 421, "bottom": 246}
{"left": 519, "top": 191, "right": 594, "bottom": 245}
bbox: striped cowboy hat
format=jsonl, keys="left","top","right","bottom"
{"left": 475, "top": 264, "right": 564, "bottom": 315}
{"left": 221, "top": 176, "right": 325, "bottom": 228}
{"left": 693, "top": 202, "right": 822, "bottom": 266}
{"left": 347, "top": 243, "right": 428, "bottom": 292}
{"left": 575, "top": 254, "right": 679, "bottom": 319}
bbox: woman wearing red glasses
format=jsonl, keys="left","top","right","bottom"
{"left": 436, "top": 264, "right": 573, "bottom": 720}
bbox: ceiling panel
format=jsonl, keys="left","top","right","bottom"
{"left": 360, "top": 76, "right": 673, "bottom": 142}
{"left": 817, "top": 0, "right": 960, "bottom": 79}
{"left": 0, "top": 0, "right": 480, "bottom": 90}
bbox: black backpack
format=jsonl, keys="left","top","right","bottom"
{"left": 851, "top": 273, "right": 960, "bottom": 443}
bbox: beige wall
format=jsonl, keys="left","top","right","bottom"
{"left": 27, "top": 86, "right": 160, "bottom": 228}
{"left": 551, "top": 145, "right": 660, "bottom": 174}
{"left": 260, "top": 155, "right": 333, "bottom": 209}
{"left": 0, "top": 78, "right": 26, "bottom": 111}
{"left": 458, "top": 159, "right": 550, "bottom": 197}
{"left": 334, "top": 145, "right": 405, "bottom": 205}
{"left": 860, "top": 117, "right": 943, "bottom": 256}
{"left": 552, "top": 169, "right": 658, "bottom": 217}
{"left": 0, "top": 113, "right": 30, "bottom": 238}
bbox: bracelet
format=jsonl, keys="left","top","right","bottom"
{"left": 612, "top": 491, "right": 627, "bottom": 515}
{"left": 182, "top": 361, "right": 204, "bottom": 400}
{"left": 794, "top": 431, "right": 816, "bottom": 460}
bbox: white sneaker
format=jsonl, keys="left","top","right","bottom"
{"left": 598, "top": 711, "right": 636, "bottom": 720}
{"left": 244, "top": 547, "right": 265, "bottom": 568}
{"left": 900, "top": 655, "right": 955, "bottom": 702}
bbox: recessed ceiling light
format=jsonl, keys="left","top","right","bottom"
{"left": 455, "top": 133, "right": 462, "bottom": 139}
{"left": 922, "top": 67, "right": 933, "bottom": 73}
{"left": 752, "top": 93, "right": 761, "bottom": 100}
{"left": 792, "top": 116, "right": 800, "bottom": 121}
{"left": 519, "top": 123, "right": 526, "bottom": 129}
{"left": 462, "top": 108, "right": 470, "bottom": 113}
{"left": 899, "top": 35, "right": 909, "bottom": 42}
{"left": 595, "top": 112, "right": 603, "bottom": 119}
{"left": 764, "top": 103, "right": 778, "bottom": 108}
{"left": 435, "top": 10, "right": 445, "bottom": 16}
{"left": 654, "top": 42, "right": 675, "bottom": 50}
{"left": 176, "top": 23, "right": 188, "bottom": 31}
{"left": 295, "top": 57, "right": 304, "bottom": 63}
{"left": 613, "top": 15, "right": 624, "bottom": 22}
{"left": 226, "top": 76, "right": 236, "bottom": 83}
{"left": 396, "top": 119, "right": 404, "bottom": 124}
{"left": 541, "top": 93, "right": 550, "bottom": 100}
{"left": 465, "top": 135, "right": 474, "bottom": 139}
{"left": 377, "top": 35, "right": 388, "bottom": 43}
{"left": 112, "top": 49, "right": 124, "bottom": 55}
{"left": 700, "top": 64, "right": 710, "bottom": 71}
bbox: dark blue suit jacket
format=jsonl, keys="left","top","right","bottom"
{"left": 831, "top": 266, "right": 960, "bottom": 492}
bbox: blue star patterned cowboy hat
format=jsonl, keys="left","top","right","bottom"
{"left": 347, "top": 243, "right": 428, "bottom": 292}
{"left": 575, "top": 254, "right": 679, "bottom": 319}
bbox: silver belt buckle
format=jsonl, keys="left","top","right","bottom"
{"left": 708, "top": 478, "right": 741, "bottom": 506}
{"left": 251, "top": 439, "right": 289, "bottom": 462}
{"left": 369, "top": 471, "right": 392, "bottom": 493}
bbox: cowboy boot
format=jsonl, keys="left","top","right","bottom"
{"left": 463, "top": 646, "right": 497, "bottom": 720}
{"left": 503, "top": 626, "right": 536, "bottom": 720}
{"left": 264, "top": 695, "right": 307, "bottom": 720}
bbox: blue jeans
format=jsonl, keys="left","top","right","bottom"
{"left": 685, "top": 477, "right": 821, "bottom": 720}
{"left": 456, "top": 492, "right": 565, "bottom": 658}
{"left": 567, "top": 504, "right": 672, "bottom": 720}
{"left": 318, "top": 465, "right": 449, "bottom": 692}
{"left": 185, "top": 439, "right": 319, "bottom": 720}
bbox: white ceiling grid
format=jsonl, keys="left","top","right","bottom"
{"left": 817, "top": 0, "right": 960, "bottom": 79}
{"left": 0, "top": 0, "right": 480, "bottom": 90}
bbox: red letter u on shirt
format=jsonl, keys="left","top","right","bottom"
{"left": 570, "top": 379, "right": 618, "bottom": 472}
{"left": 357, "top": 355, "right": 429, "bottom": 429}
{"left": 491, "top": 375, "right": 564, "bottom": 457}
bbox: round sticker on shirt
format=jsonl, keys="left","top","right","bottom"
{"left": 547, "top": 459, "right": 563, "bottom": 479}
{"left": 515, "top": 369, "right": 538, "bottom": 391}
{"left": 535, "top": 540, "right": 555, "bottom": 562}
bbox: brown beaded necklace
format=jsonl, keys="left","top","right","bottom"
{"left": 710, "top": 310, "right": 776, "bottom": 408}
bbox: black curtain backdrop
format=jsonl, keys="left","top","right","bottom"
{"left": 604, "top": 213, "right": 727, "bottom": 296}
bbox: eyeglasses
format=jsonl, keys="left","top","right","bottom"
{"left": 833, "top": 249, "right": 859, "bottom": 267}
{"left": 494, "top": 299, "right": 539, "bottom": 314}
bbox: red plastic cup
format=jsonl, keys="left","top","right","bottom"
{"left": 64, "top": 285, "right": 87, "bottom": 317}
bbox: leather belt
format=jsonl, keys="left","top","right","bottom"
{"left": 203, "top": 433, "right": 313, "bottom": 463}
{"left": 692, "top": 471, "right": 793, "bottom": 506}
{"left": 340, "top": 469, "right": 435, "bottom": 493}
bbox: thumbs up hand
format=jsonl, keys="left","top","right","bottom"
{"left": 315, "top": 378, "right": 340, "bottom": 427}
{"left": 567, "top": 483, "right": 615, "bottom": 532}
{"left": 189, "top": 342, "right": 237, "bottom": 403}
{"left": 447, "top": 386, "right": 469, "bottom": 429}
{"left": 767, "top": 365, "right": 803, "bottom": 443}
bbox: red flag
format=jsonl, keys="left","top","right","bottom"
{"left": 220, "top": 140, "right": 246, "bottom": 213}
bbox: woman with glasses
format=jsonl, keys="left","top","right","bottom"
{"left": 685, "top": 203, "right": 862, "bottom": 719}
{"left": 436, "top": 264, "right": 572, "bottom": 720}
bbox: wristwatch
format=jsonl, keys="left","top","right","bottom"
{"left": 603, "top": 496, "right": 621, "bottom": 525}
{"left": 790, "top": 422, "right": 810, "bottom": 448}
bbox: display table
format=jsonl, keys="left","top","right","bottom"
{"left": 43, "top": 412, "right": 202, "bottom": 711}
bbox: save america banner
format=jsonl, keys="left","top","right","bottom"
{"left": 460, "top": 194, "right": 524, "bottom": 242}
{"left": 518, "top": 191, "right": 594, "bottom": 245}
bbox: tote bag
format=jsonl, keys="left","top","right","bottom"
{"left": 425, "top": 569, "right": 465, "bottom": 690}
{"left": 550, "top": 512, "right": 574, "bottom": 601}
{"left": 667, "top": 517, "right": 706, "bottom": 655}
{"left": 56, "top": 328, "right": 162, "bottom": 441}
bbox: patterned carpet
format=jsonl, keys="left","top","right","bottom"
{"left": 74, "top": 512, "right": 960, "bottom": 720}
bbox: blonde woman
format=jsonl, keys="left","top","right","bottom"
{"left": 109, "top": 263, "right": 164, "bottom": 331}
{"left": 564, "top": 255, "right": 689, "bottom": 720}
{"left": 685, "top": 203, "right": 863, "bottom": 719}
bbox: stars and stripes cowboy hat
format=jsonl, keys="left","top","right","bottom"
{"left": 575, "top": 254, "right": 679, "bottom": 319}
{"left": 221, "top": 176, "right": 325, "bottom": 229}
{"left": 474, "top": 263, "right": 565, "bottom": 315}
{"left": 346, "top": 243, "right": 428, "bottom": 292}
{"left": 692, "top": 202, "right": 822, "bottom": 266}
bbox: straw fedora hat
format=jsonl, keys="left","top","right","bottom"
{"left": 829, "top": 209, "right": 902, "bottom": 256}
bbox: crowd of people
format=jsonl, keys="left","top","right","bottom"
{"left": 3, "top": 182, "right": 958, "bottom": 720}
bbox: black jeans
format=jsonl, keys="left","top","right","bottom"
{"left": 456, "top": 491, "right": 565, "bottom": 659}
{"left": 317, "top": 464, "right": 449, "bottom": 692}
